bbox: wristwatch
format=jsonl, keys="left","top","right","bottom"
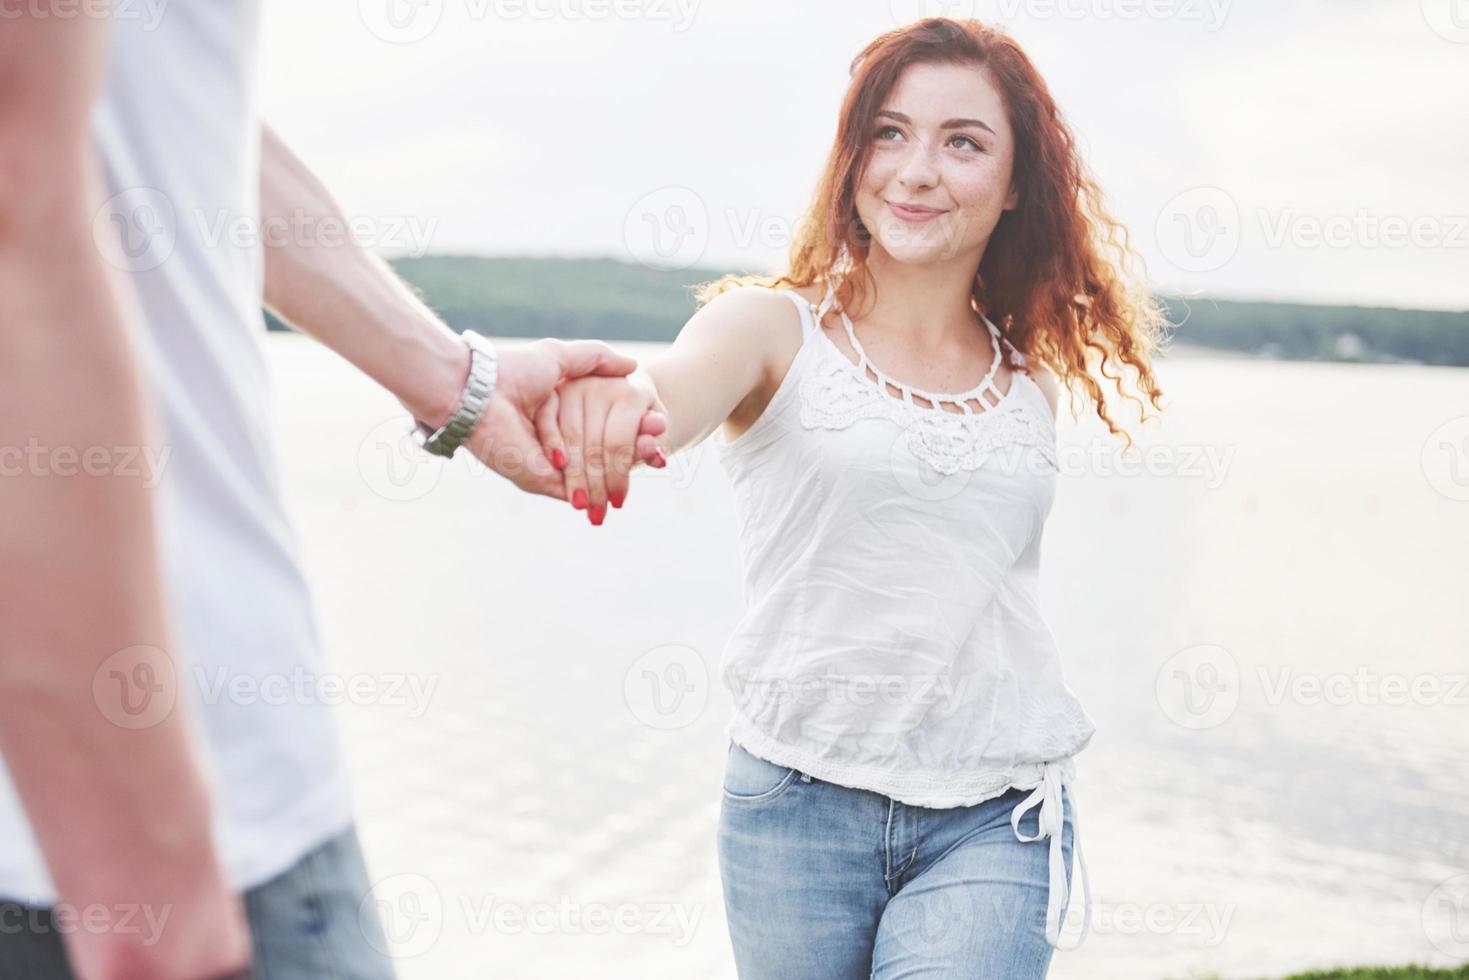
{"left": 414, "top": 329, "right": 499, "bottom": 458}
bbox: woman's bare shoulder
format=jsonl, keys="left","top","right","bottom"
{"left": 1019, "top": 358, "right": 1062, "bottom": 419}
{"left": 700, "top": 282, "right": 802, "bottom": 314}
{"left": 695, "top": 284, "right": 807, "bottom": 354}
{"left": 698, "top": 284, "right": 810, "bottom": 439}
{"left": 786, "top": 282, "right": 824, "bottom": 307}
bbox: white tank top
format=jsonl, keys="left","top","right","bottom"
{"left": 712, "top": 285, "right": 1095, "bottom": 947}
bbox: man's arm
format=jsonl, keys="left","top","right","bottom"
{"left": 259, "top": 125, "right": 666, "bottom": 499}
{"left": 0, "top": 17, "right": 248, "bottom": 980}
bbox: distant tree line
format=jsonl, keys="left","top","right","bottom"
{"left": 1155, "top": 295, "right": 1469, "bottom": 366}
{"left": 264, "top": 255, "right": 1469, "bottom": 367}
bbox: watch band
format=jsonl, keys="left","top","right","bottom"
{"left": 415, "top": 330, "right": 498, "bottom": 458}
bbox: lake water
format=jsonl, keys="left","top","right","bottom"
{"left": 266, "top": 333, "right": 1469, "bottom": 979}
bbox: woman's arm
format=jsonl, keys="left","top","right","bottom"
{"left": 644, "top": 285, "right": 801, "bottom": 452}
{"left": 541, "top": 285, "right": 802, "bottom": 524}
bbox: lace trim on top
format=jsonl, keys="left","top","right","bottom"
{"left": 794, "top": 285, "right": 1058, "bottom": 476}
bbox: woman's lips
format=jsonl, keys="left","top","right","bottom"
{"left": 886, "top": 201, "right": 947, "bottom": 223}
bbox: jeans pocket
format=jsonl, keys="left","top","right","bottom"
{"left": 721, "top": 741, "right": 801, "bottom": 803}
{"left": 244, "top": 828, "right": 398, "bottom": 979}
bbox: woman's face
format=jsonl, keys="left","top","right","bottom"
{"left": 854, "top": 61, "right": 1018, "bottom": 267}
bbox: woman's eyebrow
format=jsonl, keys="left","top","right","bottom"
{"left": 876, "top": 109, "right": 995, "bottom": 136}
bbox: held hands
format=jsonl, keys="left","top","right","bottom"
{"left": 539, "top": 370, "right": 669, "bottom": 526}
{"left": 460, "top": 338, "right": 667, "bottom": 500}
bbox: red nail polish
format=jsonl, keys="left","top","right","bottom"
{"left": 572, "top": 488, "right": 588, "bottom": 510}
{"left": 589, "top": 505, "right": 605, "bottom": 526}
{"left": 609, "top": 490, "right": 625, "bottom": 509}
{"left": 551, "top": 448, "right": 567, "bottom": 470}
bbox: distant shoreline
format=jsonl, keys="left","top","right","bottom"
{"left": 265, "top": 255, "right": 1469, "bottom": 369}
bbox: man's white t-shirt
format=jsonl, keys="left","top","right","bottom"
{"left": 0, "top": 1, "right": 354, "bottom": 902}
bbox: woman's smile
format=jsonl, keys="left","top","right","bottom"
{"left": 885, "top": 200, "right": 949, "bottom": 223}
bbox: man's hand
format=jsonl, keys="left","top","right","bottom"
{"left": 462, "top": 338, "right": 667, "bottom": 500}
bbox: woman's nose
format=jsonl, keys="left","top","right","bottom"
{"left": 896, "top": 139, "right": 940, "bottom": 188}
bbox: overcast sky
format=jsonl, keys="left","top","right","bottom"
{"left": 260, "top": 0, "right": 1468, "bottom": 311}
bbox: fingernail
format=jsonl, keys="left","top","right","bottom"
{"left": 654, "top": 448, "right": 668, "bottom": 468}
{"left": 609, "top": 490, "right": 625, "bottom": 509}
{"left": 572, "top": 488, "right": 588, "bottom": 510}
{"left": 589, "top": 504, "right": 606, "bottom": 526}
{"left": 551, "top": 448, "right": 567, "bottom": 470}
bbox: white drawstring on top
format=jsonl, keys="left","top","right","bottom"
{"left": 1009, "top": 760, "right": 1090, "bottom": 949}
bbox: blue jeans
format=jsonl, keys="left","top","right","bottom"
{"left": 717, "top": 740, "right": 1075, "bottom": 979}
{"left": 0, "top": 827, "right": 396, "bottom": 980}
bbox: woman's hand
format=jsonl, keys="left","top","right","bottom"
{"left": 539, "top": 370, "right": 668, "bottom": 526}
{"left": 456, "top": 338, "right": 664, "bottom": 500}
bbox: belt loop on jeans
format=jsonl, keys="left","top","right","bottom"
{"left": 1009, "top": 760, "right": 1090, "bottom": 949}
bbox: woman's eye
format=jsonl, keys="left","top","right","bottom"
{"left": 949, "top": 134, "right": 985, "bottom": 152}
{"left": 874, "top": 125, "right": 903, "bottom": 141}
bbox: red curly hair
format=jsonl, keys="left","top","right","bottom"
{"left": 700, "top": 17, "right": 1169, "bottom": 446}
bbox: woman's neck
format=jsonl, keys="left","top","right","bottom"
{"left": 857, "top": 247, "right": 984, "bottom": 350}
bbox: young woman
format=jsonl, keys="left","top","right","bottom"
{"left": 538, "top": 17, "right": 1166, "bottom": 978}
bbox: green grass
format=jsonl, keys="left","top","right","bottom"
{"left": 1189, "top": 968, "right": 1469, "bottom": 980}
{"left": 1279, "top": 969, "right": 1469, "bottom": 980}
